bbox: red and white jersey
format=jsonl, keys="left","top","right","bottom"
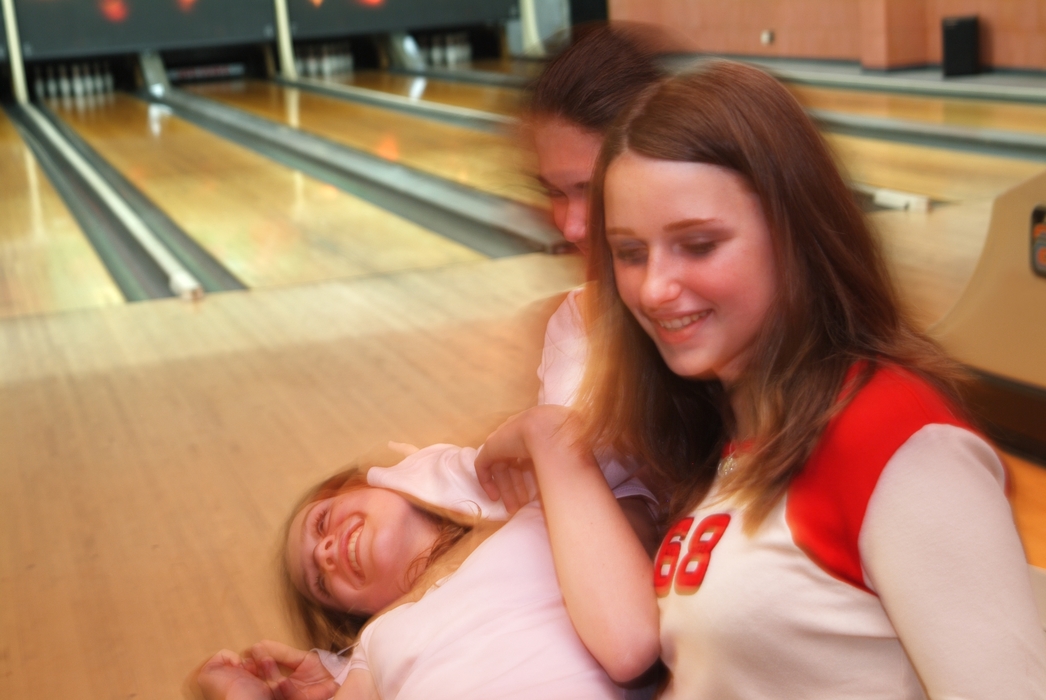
{"left": 655, "top": 367, "right": 1046, "bottom": 699}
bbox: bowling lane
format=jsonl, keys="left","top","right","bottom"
{"left": 48, "top": 95, "right": 483, "bottom": 290}
{"left": 334, "top": 70, "right": 521, "bottom": 116}
{"left": 0, "top": 112, "right": 123, "bottom": 319}
{"left": 469, "top": 58, "right": 546, "bottom": 80}
{"left": 789, "top": 83, "right": 1046, "bottom": 137}
{"left": 188, "top": 80, "right": 545, "bottom": 209}
{"left": 825, "top": 132, "right": 1044, "bottom": 202}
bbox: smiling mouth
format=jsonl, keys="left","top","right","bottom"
{"left": 654, "top": 310, "right": 710, "bottom": 331}
{"left": 347, "top": 527, "right": 363, "bottom": 577}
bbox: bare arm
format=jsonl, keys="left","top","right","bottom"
{"left": 476, "top": 405, "right": 660, "bottom": 682}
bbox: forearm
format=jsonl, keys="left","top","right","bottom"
{"left": 529, "top": 428, "right": 660, "bottom": 682}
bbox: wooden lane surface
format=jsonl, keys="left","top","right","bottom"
{"left": 48, "top": 95, "right": 483, "bottom": 290}
{"left": 188, "top": 80, "right": 545, "bottom": 209}
{"left": 825, "top": 132, "right": 1044, "bottom": 202}
{"left": 469, "top": 58, "right": 545, "bottom": 79}
{"left": 0, "top": 253, "right": 582, "bottom": 700}
{"left": 336, "top": 70, "right": 522, "bottom": 116}
{"left": 790, "top": 83, "right": 1046, "bottom": 137}
{"left": 0, "top": 112, "right": 122, "bottom": 319}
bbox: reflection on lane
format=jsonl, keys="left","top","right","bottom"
{"left": 189, "top": 80, "right": 545, "bottom": 209}
{"left": 0, "top": 111, "right": 123, "bottom": 318}
{"left": 49, "top": 93, "right": 484, "bottom": 290}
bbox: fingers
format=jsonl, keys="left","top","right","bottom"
{"left": 203, "top": 649, "right": 243, "bottom": 670}
{"left": 387, "top": 441, "right": 419, "bottom": 457}
{"left": 490, "top": 462, "right": 519, "bottom": 513}
{"left": 474, "top": 445, "right": 502, "bottom": 502}
{"left": 508, "top": 465, "right": 531, "bottom": 511}
{"left": 247, "top": 640, "right": 308, "bottom": 669}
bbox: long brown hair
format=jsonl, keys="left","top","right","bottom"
{"left": 280, "top": 467, "right": 474, "bottom": 651}
{"left": 582, "top": 61, "right": 968, "bottom": 527}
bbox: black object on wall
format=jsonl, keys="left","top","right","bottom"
{"left": 570, "top": 0, "right": 608, "bottom": 25}
{"left": 14, "top": 0, "right": 276, "bottom": 62}
{"left": 942, "top": 15, "right": 979, "bottom": 77}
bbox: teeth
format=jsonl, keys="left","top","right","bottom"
{"left": 656, "top": 311, "right": 708, "bottom": 330}
{"left": 347, "top": 528, "right": 362, "bottom": 576}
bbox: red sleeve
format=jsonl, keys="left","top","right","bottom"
{"left": 786, "top": 366, "right": 968, "bottom": 592}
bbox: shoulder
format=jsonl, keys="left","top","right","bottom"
{"left": 544, "top": 287, "right": 585, "bottom": 342}
{"left": 786, "top": 365, "right": 974, "bottom": 591}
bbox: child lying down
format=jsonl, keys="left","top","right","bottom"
{"left": 195, "top": 443, "right": 655, "bottom": 700}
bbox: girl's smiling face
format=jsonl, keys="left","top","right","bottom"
{"left": 286, "top": 486, "right": 441, "bottom": 615}
{"left": 604, "top": 152, "right": 778, "bottom": 386}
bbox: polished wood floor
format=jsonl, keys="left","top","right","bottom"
{"left": 188, "top": 80, "right": 545, "bottom": 208}
{"left": 0, "top": 111, "right": 122, "bottom": 318}
{"left": 48, "top": 94, "right": 482, "bottom": 290}
{"left": 0, "top": 254, "right": 581, "bottom": 699}
{"left": 1, "top": 70, "right": 1044, "bottom": 700}
{"left": 790, "top": 83, "right": 1046, "bottom": 136}
{"left": 826, "top": 132, "right": 1043, "bottom": 202}
{"left": 338, "top": 70, "right": 522, "bottom": 116}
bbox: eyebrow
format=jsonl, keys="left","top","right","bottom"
{"left": 664, "top": 217, "right": 716, "bottom": 231}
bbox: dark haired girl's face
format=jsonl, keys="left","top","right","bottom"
{"left": 532, "top": 117, "right": 603, "bottom": 255}
{"left": 286, "top": 486, "right": 440, "bottom": 615}
{"left": 604, "top": 152, "right": 777, "bottom": 385}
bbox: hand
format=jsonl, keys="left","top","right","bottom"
{"left": 245, "top": 641, "right": 338, "bottom": 700}
{"left": 475, "top": 406, "right": 576, "bottom": 514}
{"left": 196, "top": 649, "right": 274, "bottom": 700}
{"left": 387, "top": 441, "right": 419, "bottom": 457}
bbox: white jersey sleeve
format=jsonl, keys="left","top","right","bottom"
{"left": 860, "top": 425, "right": 1046, "bottom": 699}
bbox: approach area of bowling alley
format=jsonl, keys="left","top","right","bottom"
{"left": 2, "top": 1, "right": 1046, "bottom": 698}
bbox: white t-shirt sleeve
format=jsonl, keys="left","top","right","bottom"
{"left": 367, "top": 444, "right": 516, "bottom": 521}
{"left": 859, "top": 424, "right": 1046, "bottom": 699}
{"left": 537, "top": 289, "right": 587, "bottom": 408}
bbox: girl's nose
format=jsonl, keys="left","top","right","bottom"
{"left": 314, "top": 534, "right": 336, "bottom": 572}
{"left": 561, "top": 197, "right": 587, "bottom": 244}
{"left": 640, "top": 255, "right": 682, "bottom": 308}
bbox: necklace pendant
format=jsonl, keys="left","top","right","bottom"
{"left": 718, "top": 454, "right": 737, "bottom": 477}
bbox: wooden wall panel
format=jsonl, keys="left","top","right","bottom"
{"left": 611, "top": 0, "right": 1046, "bottom": 70}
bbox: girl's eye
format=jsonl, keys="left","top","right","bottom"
{"left": 611, "top": 246, "right": 646, "bottom": 265}
{"left": 686, "top": 241, "right": 716, "bottom": 255}
{"left": 316, "top": 507, "right": 330, "bottom": 536}
{"left": 315, "top": 574, "right": 330, "bottom": 600}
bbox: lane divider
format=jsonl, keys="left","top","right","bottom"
{"left": 23, "top": 103, "right": 204, "bottom": 300}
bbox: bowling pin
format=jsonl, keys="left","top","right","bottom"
{"left": 46, "top": 66, "right": 58, "bottom": 99}
{"left": 306, "top": 49, "right": 318, "bottom": 77}
{"left": 431, "top": 35, "right": 444, "bottom": 66}
{"left": 103, "top": 62, "right": 114, "bottom": 94}
{"left": 33, "top": 69, "right": 45, "bottom": 101}
{"left": 93, "top": 63, "right": 105, "bottom": 94}
{"left": 419, "top": 36, "right": 431, "bottom": 67}
{"left": 58, "top": 65, "right": 71, "bottom": 99}
{"left": 71, "top": 64, "right": 84, "bottom": 98}
{"left": 321, "top": 45, "right": 331, "bottom": 78}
